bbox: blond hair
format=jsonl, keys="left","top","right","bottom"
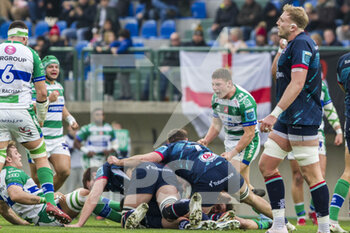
{"left": 212, "top": 68, "right": 232, "bottom": 82}
{"left": 283, "top": 4, "right": 309, "bottom": 29}
{"left": 6, "top": 141, "right": 16, "bottom": 158}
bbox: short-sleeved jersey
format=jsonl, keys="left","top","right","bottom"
{"left": 276, "top": 32, "right": 322, "bottom": 125}
{"left": 114, "top": 129, "right": 130, "bottom": 153}
{"left": 76, "top": 123, "right": 116, "bottom": 155}
{"left": 0, "top": 166, "right": 44, "bottom": 223}
{"left": 211, "top": 84, "right": 258, "bottom": 140}
{"left": 337, "top": 52, "right": 350, "bottom": 117}
{"left": 95, "top": 162, "right": 129, "bottom": 194}
{"left": 0, "top": 41, "right": 45, "bottom": 109}
{"left": 32, "top": 81, "right": 65, "bottom": 140}
{"left": 319, "top": 81, "right": 332, "bottom": 131}
{"left": 154, "top": 140, "right": 227, "bottom": 183}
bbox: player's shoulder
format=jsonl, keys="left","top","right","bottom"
{"left": 338, "top": 52, "right": 350, "bottom": 67}
{"left": 235, "top": 85, "right": 256, "bottom": 106}
{"left": 4, "top": 166, "right": 25, "bottom": 178}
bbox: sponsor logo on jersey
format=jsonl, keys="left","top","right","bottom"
{"left": 276, "top": 72, "right": 284, "bottom": 79}
{"left": 244, "top": 108, "right": 256, "bottom": 121}
{"left": 4, "top": 45, "right": 16, "bottom": 55}
{"left": 209, "top": 172, "right": 234, "bottom": 187}
{"left": 18, "top": 126, "right": 32, "bottom": 136}
{"left": 244, "top": 98, "right": 252, "bottom": 107}
{"left": 7, "top": 173, "right": 19, "bottom": 178}
{"left": 302, "top": 50, "right": 312, "bottom": 66}
{"left": 224, "top": 106, "right": 228, "bottom": 113}
{"left": 199, "top": 152, "right": 218, "bottom": 163}
{"left": 0, "top": 56, "right": 26, "bottom": 62}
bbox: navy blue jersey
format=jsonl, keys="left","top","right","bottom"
{"left": 95, "top": 162, "right": 130, "bottom": 194}
{"left": 337, "top": 52, "right": 350, "bottom": 117}
{"left": 154, "top": 141, "right": 226, "bottom": 184}
{"left": 276, "top": 32, "right": 322, "bottom": 125}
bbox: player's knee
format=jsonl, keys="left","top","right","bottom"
{"left": 292, "top": 146, "right": 319, "bottom": 166}
{"left": 161, "top": 205, "right": 178, "bottom": 220}
{"left": 262, "top": 138, "right": 288, "bottom": 161}
{"left": 292, "top": 170, "right": 304, "bottom": 187}
{"left": 29, "top": 140, "right": 47, "bottom": 159}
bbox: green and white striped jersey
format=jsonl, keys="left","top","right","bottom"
{"left": 0, "top": 41, "right": 45, "bottom": 109}
{"left": 0, "top": 166, "right": 45, "bottom": 223}
{"left": 32, "top": 81, "right": 65, "bottom": 140}
{"left": 319, "top": 81, "right": 332, "bottom": 131}
{"left": 212, "top": 84, "right": 259, "bottom": 141}
{"left": 77, "top": 123, "right": 116, "bottom": 155}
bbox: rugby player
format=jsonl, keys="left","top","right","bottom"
{"left": 198, "top": 68, "right": 265, "bottom": 196}
{"left": 0, "top": 20, "right": 70, "bottom": 223}
{"left": 259, "top": 4, "right": 329, "bottom": 233}
{"left": 29, "top": 55, "right": 79, "bottom": 190}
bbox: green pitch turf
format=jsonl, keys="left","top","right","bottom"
{"left": 1, "top": 217, "right": 350, "bottom": 232}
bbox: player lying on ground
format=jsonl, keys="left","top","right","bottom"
{"left": 68, "top": 161, "right": 202, "bottom": 229}
{"left": 0, "top": 142, "right": 121, "bottom": 226}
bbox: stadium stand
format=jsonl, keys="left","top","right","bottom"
{"left": 34, "top": 20, "right": 49, "bottom": 37}
{"left": 191, "top": 1, "right": 207, "bottom": 18}
{"left": 125, "top": 19, "right": 139, "bottom": 37}
{"left": 0, "top": 21, "right": 11, "bottom": 39}
{"left": 160, "top": 20, "right": 176, "bottom": 39}
{"left": 141, "top": 19, "right": 157, "bottom": 38}
{"left": 56, "top": 21, "right": 68, "bottom": 33}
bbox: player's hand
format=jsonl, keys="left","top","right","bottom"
{"left": 87, "top": 151, "right": 95, "bottom": 158}
{"left": 107, "top": 155, "right": 119, "bottom": 165}
{"left": 334, "top": 133, "right": 343, "bottom": 146}
{"left": 71, "top": 121, "right": 79, "bottom": 130}
{"left": 48, "top": 91, "right": 59, "bottom": 103}
{"left": 259, "top": 115, "right": 277, "bottom": 133}
{"left": 197, "top": 138, "right": 208, "bottom": 147}
{"left": 65, "top": 223, "right": 81, "bottom": 227}
{"left": 279, "top": 39, "right": 288, "bottom": 49}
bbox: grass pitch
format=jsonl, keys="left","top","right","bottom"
{"left": 1, "top": 217, "right": 350, "bottom": 232}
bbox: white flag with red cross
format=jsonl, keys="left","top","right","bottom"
{"left": 180, "top": 51, "right": 272, "bottom": 140}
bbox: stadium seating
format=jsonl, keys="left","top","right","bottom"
{"left": 135, "top": 3, "right": 145, "bottom": 15}
{"left": 191, "top": 1, "right": 207, "bottom": 19}
{"left": 75, "top": 40, "right": 89, "bottom": 59}
{"left": 160, "top": 20, "right": 176, "bottom": 39}
{"left": 56, "top": 20, "right": 67, "bottom": 32}
{"left": 141, "top": 20, "right": 157, "bottom": 38}
{"left": 0, "top": 21, "right": 11, "bottom": 39}
{"left": 128, "top": 3, "right": 134, "bottom": 17}
{"left": 34, "top": 20, "right": 49, "bottom": 37}
{"left": 125, "top": 19, "right": 139, "bottom": 37}
{"left": 24, "top": 20, "right": 33, "bottom": 37}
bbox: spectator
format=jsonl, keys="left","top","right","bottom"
{"left": 111, "top": 121, "right": 131, "bottom": 158}
{"left": 311, "top": 33, "right": 323, "bottom": 46}
{"left": 101, "top": 18, "right": 119, "bottom": 37}
{"left": 152, "top": 0, "right": 179, "bottom": 21}
{"left": 314, "top": 0, "right": 337, "bottom": 31}
{"left": 263, "top": 0, "right": 281, "bottom": 32}
{"left": 183, "top": 27, "right": 207, "bottom": 46}
{"left": 225, "top": 27, "right": 248, "bottom": 53}
{"left": 64, "top": 126, "right": 84, "bottom": 193}
{"left": 28, "top": 0, "right": 45, "bottom": 23}
{"left": 116, "top": 0, "right": 131, "bottom": 17}
{"left": 93, "top": 0, "right": 120, "bottom": 36}
{"left": 237, "top": 0, "right": 262, "bottom": 40}
{"left": 10, "top": 0, "right": 29, "bottom": 20}
{"left": 136, "top": 0, "right": 158, "bottom": 28}
{"left": 142, "top": 32, "right": 182, "bottom": 101}
{"left": 255, "top": 23, "right": 268, "bottom": 46}
{"left": 304, "top": 2, "right": 318, "bottom": 32}
{"left": 0, "top": 0, "right": 13, "bottom": 20}
{"left": 323, "top": 28, "right": 343, "bottom": 45}
{"left": 104, "top": 28, "right": 133, "bottom": 100}
{"left": 61, "top": 0, "right": 97, "bottom": 43}
{"left": 44, "top": 0, "right": 62, "bottom": 25}
{"left": 336, "top": 2, "right": 350, "bottom": 40}
{"left": 210, "top": 0, "right": 239, "bottom": 40}
{"left": 32, "top": 35, "right": 50, "bottom": 58}
{"left": 268, "top": 26, "right": 280, "bottom": 46}
{"left": 48, "top": 24, "right": 68, "bottom": 47}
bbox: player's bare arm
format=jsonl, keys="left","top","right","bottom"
{"left": 198, "top": 117, "right": 222, "bottom": 146}
{"left": 7, "top": 185, "right": 45, "bottom": 205}
{"left": 0, "top": 200, "right": 29, "bottom": 225}
{"left": 222, "top": 125, "right": 255, "bottom": 161}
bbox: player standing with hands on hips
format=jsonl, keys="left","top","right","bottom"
{"left": 258, "top": 5, "right": 330, "bottom": 233}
